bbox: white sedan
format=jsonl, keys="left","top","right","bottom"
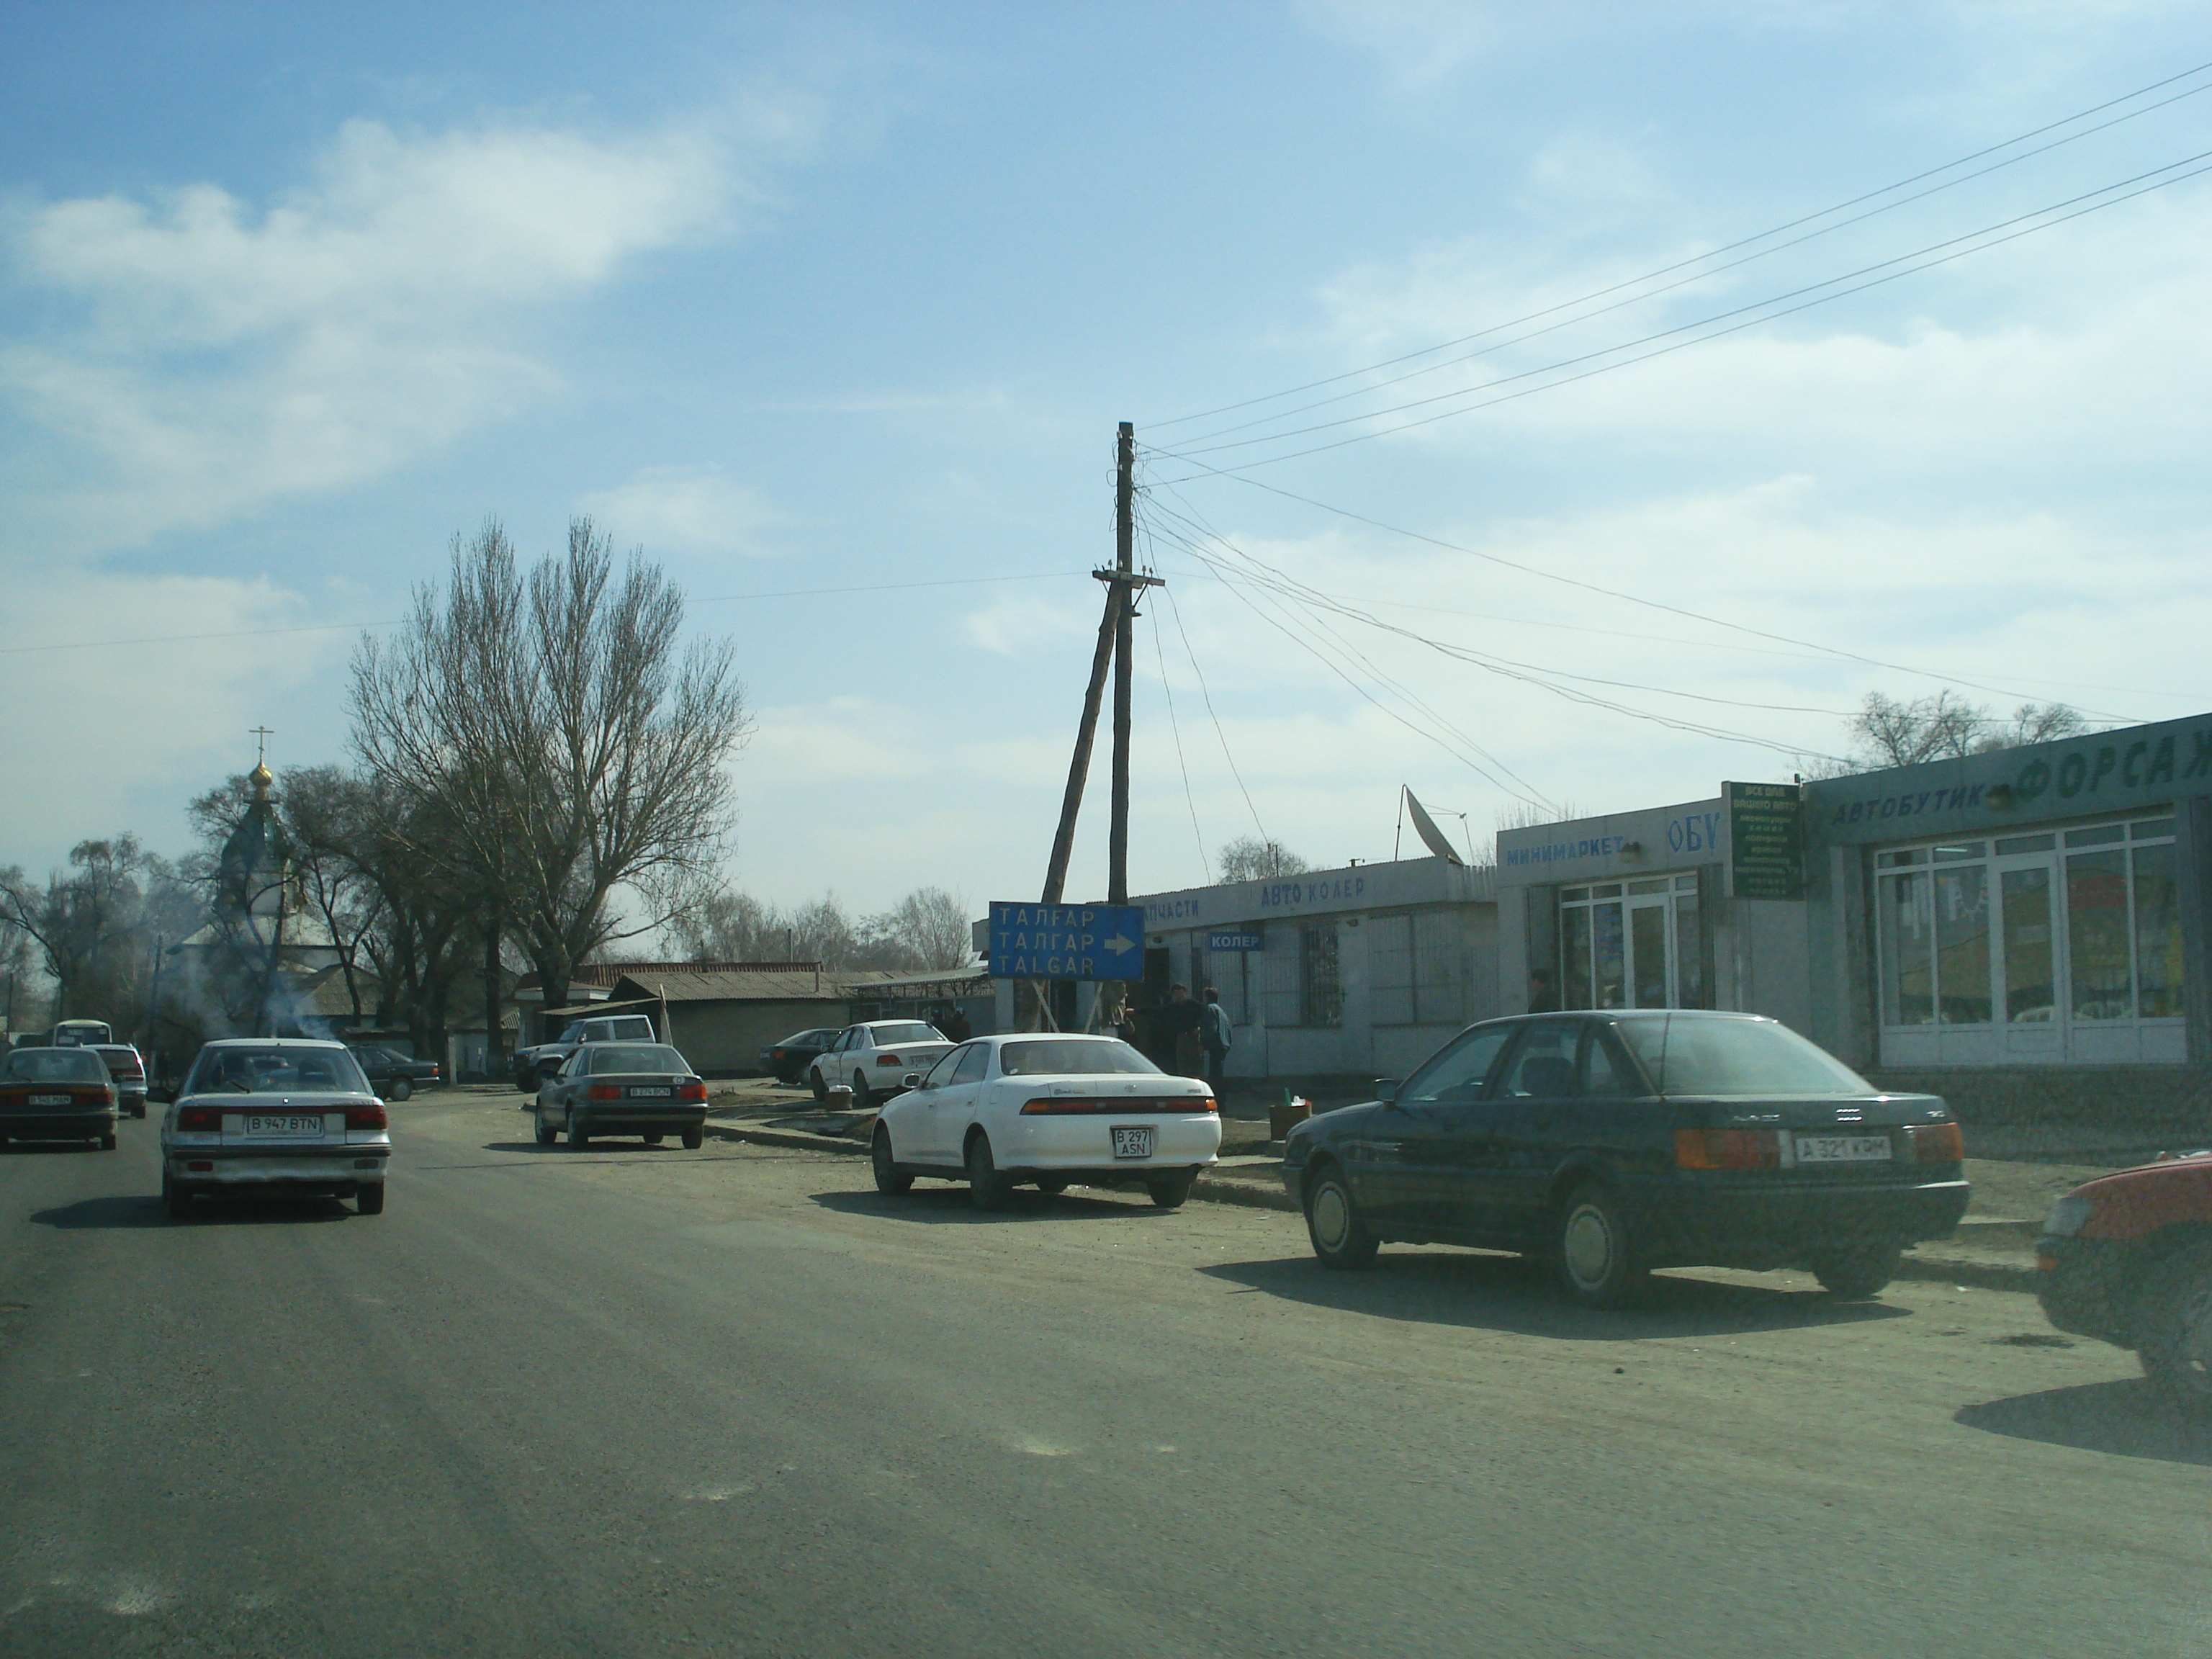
{"left": 871, "top": 1033, "right": 1220, "bottom": 1210}
{"left": 808, "top": 1020, "right": 953, "bottom": 1109}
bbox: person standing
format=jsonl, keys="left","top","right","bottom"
{"left": 1527, "top": 967, "right": 1561, "bottom": 1013}
{"left": 1199, "top": 986, "right": 1232, "bottom": 1095}
{"left": 938, "top": 1002, "right": 971, "bottom": 1043}
{"left": 1165, "top": 984, "right": 1205, "bottom": 1079}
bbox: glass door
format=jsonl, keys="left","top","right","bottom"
{"left": 1992, "top": 856, "right": 2061, "bottom": 1063}
{"left": 1625, "top": 882, "right": 1673, "bottom": 1009}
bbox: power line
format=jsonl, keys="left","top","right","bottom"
{"left": 1143, "top": 598, "right": 1213, "bottom": 887}
{"left": 0, "top": 570, "right": 1083, "bottom": 657}
{"left": 1146, "top": 58, "right": 2212, "bottom": 431}
{"left": 1159, "top": 580, "right": 1273, "bottom": 848}
{"left": 1149, "top": 148, "right": 2212, "bottom": 469}
{"left": 1166, "top": 77, "right": 2212, "bottom": 453}
{"left": 1142, "top": 467, "right": 2146, "bottom": 727}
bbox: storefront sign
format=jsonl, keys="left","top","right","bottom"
{"left": 1207, "top": 928, "right": 1262, "bottom": 951}
{"left": 1727, "top": 781, "right": 1804, "bottom": 900}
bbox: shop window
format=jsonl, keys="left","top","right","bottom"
{"left": 1557, "top": 873, "right": 1702, "bottom": 1012}
{"left": 1298, "top": 923, "right": 1342, "bottom": 1029}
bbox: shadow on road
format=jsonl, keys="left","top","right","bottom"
{"left": 1197, "top": 1250, "right": 1911, "bottom": 1340}
{"left": 0, "top": 1141, "right": 107, "bottom": 1155}
{"left": 1956, "top": 1380, "right": 2212, "bottom": 1466}
{"left": 31, "top": 1192, "right": 352, "bottom": 1228}
{"left": 811, "top": 1184, "right": 1177, "bottom": 1226}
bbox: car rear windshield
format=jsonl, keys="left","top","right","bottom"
{"left": 871, "top": 1023, "right": 943, "bottom": 1046}
{"left": 589, "top": 1045, "right": 686, "bottom": 1074}
{"left": 185, "top": 1046, "right": 371, "bottom": 1095}
{"left": 1617, "top": 1017, "right": 1872, "bottom": 1096}
{"left": 2, "top": 1049, "right": 109, "bottom": 1084}
{"left": 997, "top": 1039, "right": 1162, "bottom": 1077}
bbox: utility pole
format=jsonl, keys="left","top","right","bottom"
{"left": 1110, "top": 421, "right": 1136, "bottom": 906}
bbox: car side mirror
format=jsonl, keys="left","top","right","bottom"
{"left": 1375, "top": 1079, "right": 1400, "bottom": 1106}
{"left": 902, "top": 1072, "right": 922, "bottom": 1089}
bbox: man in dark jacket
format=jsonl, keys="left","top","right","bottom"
{"left": 1199, "top": 986, "right": 1232, "bottom": 1095}
{"left": 1164, "top": 984, "right": 1205, "bottom": 1079}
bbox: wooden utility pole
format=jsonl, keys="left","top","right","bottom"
{"left": 1109, "top": 421, "right": 1136, "bottom": 906}
{"left": 1039, "top": 586, "right": 1120, "bottom": 907}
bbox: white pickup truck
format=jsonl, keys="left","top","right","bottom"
{"left": 512, "top": 1012, "right": 660, "bottom": 1091}
{"left": 808, "top": 1021, "right": 953, "bottom": 1110}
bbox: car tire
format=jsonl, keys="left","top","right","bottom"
{"left": 1034, "top": 1177, "right": 1069, "bottom": 1196}
{"left": 569, "top": 1122, "right": 591, "bottom": 1149}
{"left": 966, "top": 1133, "right": 1012, "bottom": 1213}
{"left": 356, "top": 1184, "right": 386, "bottom": 1215}
{"left": 851, "top": 1073, "right": 874, "bottom": 1112}
{"left": 99, "top": 1133, "right": 117, "bottom": 1151}
{"left": 390, "top": 1077, "right": 413, "bottom": 1102}
{"left": 1810, "top": 1239, "right": 1902, "bottom": 1300}
{"left": 680, "top": 1127, "right": 704, "bottom": 1151}
{"left": 643, "top": 1132, "right": 665, "bottom": 1145}
{"left": 1554, "top": 1182, "right": 1650, "bottom": 1310}
{"left": 873, "top": 1127, "right": 913, "bottom": 1195}
{"left": 809, "top": 1069, "right": 827, "bottom": 1104}
{"left": 2136, "top": 1241, "right": 2212, "bottom": 1409}
{"left": 1146, "top": 1169, "right": 1197, "bottom": 1209}
{"left": 534, "top": 1107, "right": 556, "bottom": 1146}
{"left": 1303, "top": 1162, "right": 1380, "bottom": 1269}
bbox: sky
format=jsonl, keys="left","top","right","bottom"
{"left": 1, "top": 1, "right": 2208, "bottom": 923}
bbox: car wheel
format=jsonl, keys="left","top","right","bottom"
{"left": 1555, "top": 1182, "right": 1649, "bottom": 1310}
{"left": 569, "top": 1122, "right": 591, "bottom": 1149}
{"left": 534, "top": 1106, "right": 556, "bottom": 1147}
{"left": 1146, "top": 1169, "right": 1197, "bottom": 1208}
{"left": 643, "top": 1132, "right": 665, "bottom": 1145}
{"left": 872, "top": 1127, "right": 913, "bottom": 1196}
{"left": 1034, "top": 1177, "right": 1069, "bottom": 1196}
{"left": 2136, "top": 1241, "right": 2212, "bottom": 1409}
{"left": 966, "top": 1132, "right": 1012, "bottom": 1213}
{"left": 1303, "top": 1162, "right": 1380, "bottom": 1269}
{"left": 390, "top": 1077, "right": 413, "bottom": 1102}
{"left": 99, "top": 1133, "right": 117, "bottom": 1151}
{"left": 680, "top": 1127, "right": 704, "bottom": 1151}
{"left": 356, "top": 1184, "right": 386, "bottom": 1215}
{"left": 850, "top": 1073, "right": 874, "bottom": 1112}
{"left": 809, "top": 1069, "right": 827, "bottom": 1103}
{"left": 1810, "top": 1239, "right": 1902, "bottom": 1300}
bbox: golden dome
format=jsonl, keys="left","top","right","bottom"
{"left": 248, "top": 760, "right": 274, "bottom": 797}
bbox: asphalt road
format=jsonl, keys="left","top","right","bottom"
{"left": 2, "top": 1094, "right": 2208, "bottom": 1658}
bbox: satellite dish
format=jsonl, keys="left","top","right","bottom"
{"left": 1404, "top": 788, "right": 1465, "bottom": 866}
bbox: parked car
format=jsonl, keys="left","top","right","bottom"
{"left": 512, "top": 1012, "right": 660, "bottom": 1091}
{"left": 809, "top": 1021, "right": 953, "bottom": 1109}
{"left": 534, "top": 1042, "right": 709, "bottom": 1149}
{"left": 0, "top": 1046, "right": 119, "bottom": 1149}
{"left": 1282, "top": 1010, "right": 1969, "bottom": 1308}
{"left": 158, "top": 1038, "right": 390, "bottom": 1218}
{"left": 760, "top": 1026, "right": 840, "bottom": 1085}
{"left": 2036, "top": 1154, "right": 2212, "bottom": 1406}
{"left": 88, "top": 1043, "right": 149, "bottom": 1118}
{"left": 349, "top": 1044, "right": 441, "bottom": 1101}
{"left": 871, "top": 1033, "right": 1220, "bottom": 1210}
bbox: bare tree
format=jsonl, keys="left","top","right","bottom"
{"left": 1833, "top": 691, "right": 2090, "bottom": 773}
{"left": 0, "top": 838, "right": 201, "bottom": 1040}
{"left": 351, "top": 517, "right": 750, "bottom": 1034}
{"left": 863, "top": 888, "right": 974, "bottom": 971}
{"left": 1215, "top": 836, "right": 1310, "bottom": 882}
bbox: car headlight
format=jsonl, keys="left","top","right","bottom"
{"left": 2042, "top": 1194, "right": 2095, "bottom": 1237}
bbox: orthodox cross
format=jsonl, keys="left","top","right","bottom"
{"left": 251, "top": 727, "right": 274, "bottom": 764}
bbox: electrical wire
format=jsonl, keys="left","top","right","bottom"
{"left": 1146, "top": 58, "right": 2212, "bottom": 431}
{"left": 1142, "top": 466, "right": 2146, "bottom": 727}
{"left": 1143, "top": 595, "right": 1213, "bottom": 886}
{"left": 1159, "top": 580, "right": 1274, "bottom": 848}
{"left": 1148, "top": 148, "right": 2212, "bottom": 470}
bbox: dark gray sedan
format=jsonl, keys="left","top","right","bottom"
{"left": 0, "top": 1046, "right": 118, "bottom": 1148}
{"left": 534, "top": 1043, "right": 709, "bottom": 1149}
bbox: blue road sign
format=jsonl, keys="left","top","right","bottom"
{"left": 987, "top": 902, "right": 1145, "bottom": 981}
{"left": 1207, "top": 929, "right": 1262, "bottom": 952}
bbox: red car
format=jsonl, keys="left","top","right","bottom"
{"left": 2037, "top": 1154, "right": 2212, "bottom": 1406}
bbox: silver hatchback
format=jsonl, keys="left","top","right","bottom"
{"left": 160, "top": 1038, "right": 391, "bottom": 1218}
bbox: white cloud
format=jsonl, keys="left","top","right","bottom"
{"left": 577, "top": 465, "right": 784, "bottom": 557}
{"left": 0, "top": 111, "right": 770, "bottom": 554}
{"left": 1294, "top": 0, "right": 1503, "bottom": 91}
